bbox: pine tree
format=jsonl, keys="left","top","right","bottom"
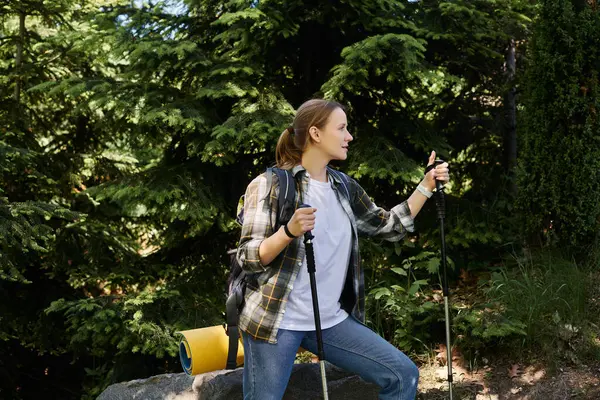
{"left": 1, "top": 1, "right": 90, "bottom": 398}
{"left": 517, "top": 0, "right": 600, "bottom": 249}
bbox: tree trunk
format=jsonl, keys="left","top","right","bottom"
{"left": 13, "top": 11, "right": 25, "bottom": 121}
{"left": 505, "top": 38, "right": 517, "bottom": 194}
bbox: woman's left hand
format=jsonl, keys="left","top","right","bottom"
{"left": 423, "top": 150, "right": 450, "bottom": 191}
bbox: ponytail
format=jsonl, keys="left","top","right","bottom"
{"left": 275, "top": 126, "right": 302, "bottom": 169}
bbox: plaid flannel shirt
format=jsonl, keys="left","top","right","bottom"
{"left": 236, "top": 164, "right": 415, "bottom": 344}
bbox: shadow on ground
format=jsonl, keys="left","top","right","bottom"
{"left": 417, "top": 362, "right": 600, "bottom": 400}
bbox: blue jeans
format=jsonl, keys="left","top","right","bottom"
{"left": 241, "top": 315, "right": 419, "bottom": 400}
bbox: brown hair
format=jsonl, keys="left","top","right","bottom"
{"left": 275, "top": 99, "right": 345, "bottom": 169}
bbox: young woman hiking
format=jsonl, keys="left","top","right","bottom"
{"left": 236, "top": 98, "right": 450, "bottom": 400}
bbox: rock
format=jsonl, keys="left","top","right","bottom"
{"left": 97, "top": 373, "right": 196, "bottom": 400}
{"left": 98, "top": 362, "right": 380, "bottom": 399}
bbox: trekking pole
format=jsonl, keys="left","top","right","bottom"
{"left": 299, "top": 203, "right": 329, "bottom": 400}
{"left": 430, "top": 159, "right": 453, "bottom": 400}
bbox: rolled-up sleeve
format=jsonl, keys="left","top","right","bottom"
{"left": 351, "top": 179, "right": 415, "bottom": 240}
{"left": 236, "top": 173, "right": 277, "bottom": 272}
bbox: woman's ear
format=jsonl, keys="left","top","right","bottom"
{"left": 309, "top": 126, "right": 321, "bottom": 143}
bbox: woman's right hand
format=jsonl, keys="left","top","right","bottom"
{"left": 286, "top": 207, "right": 317, "bottom": 237}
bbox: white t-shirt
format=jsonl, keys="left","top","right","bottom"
{"left": 279, "top": 177, "right": 352, "bottom": 331}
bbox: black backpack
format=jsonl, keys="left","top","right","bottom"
{"left": 224, "top": 166, "right": 352, "bottom": 370}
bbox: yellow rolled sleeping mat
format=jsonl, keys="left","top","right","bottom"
{"left": 177, "top": 325, "right": 244, "bottom": 375}
{"left": 177, "top": 325, "right": 308, "bottom": 375}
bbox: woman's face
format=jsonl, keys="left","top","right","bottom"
{"left": 312, "top": 107, "right": 353, "bottom": 161}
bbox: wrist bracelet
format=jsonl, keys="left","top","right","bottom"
{"left": 417, "top": 183, "right": 434, "bottom": 198}
{"left": 283, "top": 223, "right": 298, "bottom": 239}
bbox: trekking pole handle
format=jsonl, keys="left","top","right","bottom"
{"left": 424, "top": 159, "right": 446, "bottom": 191}
{"left": 298, "top": 203, "right": 315, "bottom": 241}
{"left": 433, "top": 159, "right": 445, "bottom": 192}
{"left": 425, "top": 159, "right": 446, "bottom": 219}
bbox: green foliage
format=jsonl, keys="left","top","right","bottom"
{"left": 454, "top": 307, "right": 527, "bottom": 347}
{"left": 365, "top": 246, "right": 593, "bottom": 367}
{"left": 364, "top": 243, "right": 528, "bottom": 360}
{"left": 488, "top": 252, "right": 586, "bottom": 338}
{"left": 363, "top": 238, "right": 448, "bottom": 353}
{"left": 0, "top": 197, "right": 79, "bottom": 283}
{"left": 517, "top": 0, "right": 600, "bottom": 248}
{"left": 46, "top": 287, "right": 181, "bottom": 356}
{"left": 323, "top": 33, "right": 427, "bottom": 99}
{"left": 368, "top": 283, "right": 441, "bottom": 353}
{"left": 482, "top": 250, "right": 594, "bottom": 364}
{"left": 452, "top": 300, "right": 528, "bottom": 363}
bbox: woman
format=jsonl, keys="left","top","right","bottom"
{"left": 236, "top": 99, "right": 450, "bottom": 400}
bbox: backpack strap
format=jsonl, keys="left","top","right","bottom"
{"left": 260, "top": 167, "right": 274, "bottom": 203}
{"left": 272, "top": 167, "right": 296, "bottom": 225}
{"left": 260, "top": 167, "right": 296, "bottom": 225}
{"left": 225, "top": 290, "right": 241, "bottom": 369}
{"left": 225, "top": 250, "right": 246, "bottom": 370}
{"left": 327, "top": 166, "right": 352, "bottom": 201}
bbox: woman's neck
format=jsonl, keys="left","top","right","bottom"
{"left": 300, "top": 148, "right": 329, "bottom": 182}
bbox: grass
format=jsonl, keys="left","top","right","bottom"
{"left": 484, "top": 249, "right": 599, "bottom": 366}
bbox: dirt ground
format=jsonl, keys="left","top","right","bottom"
{"left": 417, "top": 360, "right": 600, "bottom": 400}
